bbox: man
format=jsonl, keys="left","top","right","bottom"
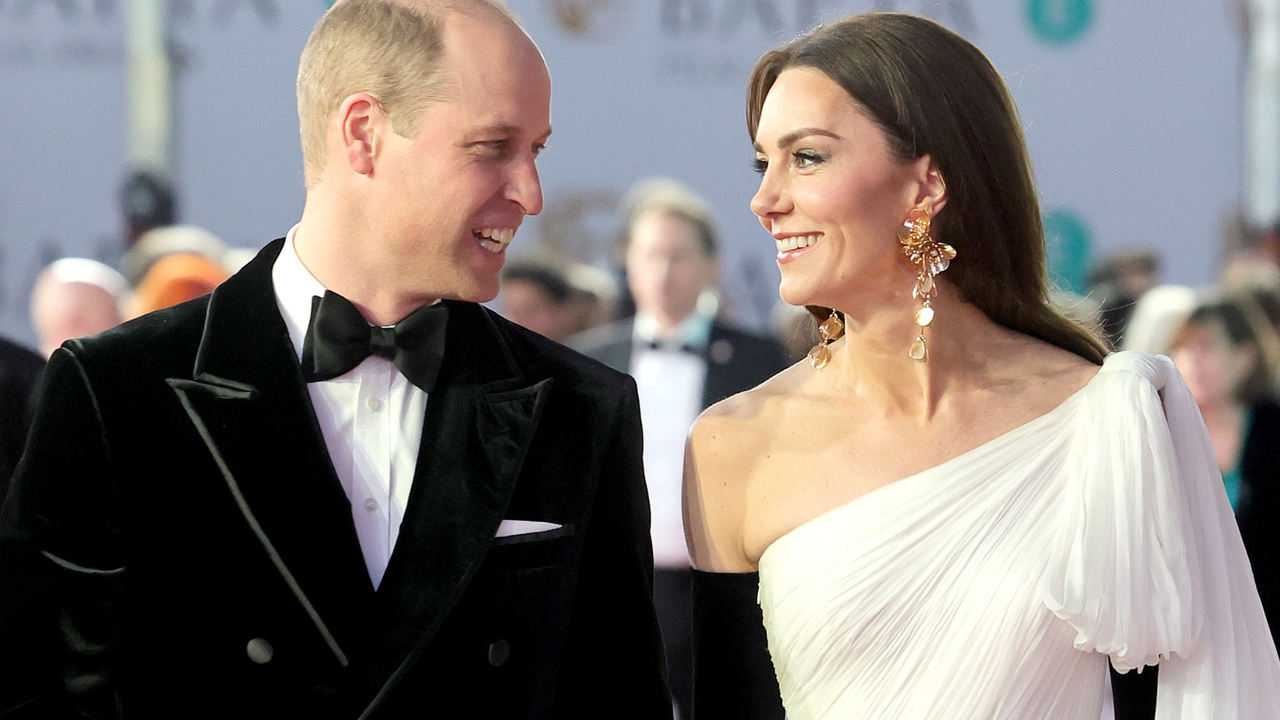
{"left": 0, "top": 2, "right": 670, "bottom": 717}
{"left": 570, "top": 178, "right": 789, "bottom": 719}
{"left": 500, "top": 259, "right": 592, "bottom": 343}
{"left": 29, "top": 258, "right": 129, "bottom": 359}
{"left": 500, "top": 258, "right": 616, "bottom": 343}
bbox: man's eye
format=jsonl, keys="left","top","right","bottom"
{"left": 472, "top": 139, "right": 507, "bottom": 154}
{"left": 533, "top": 143, "right": 549, "bottom": 156}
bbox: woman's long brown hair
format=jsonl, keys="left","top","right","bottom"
{"left": 748, "top": 13, "right": 1108, "bottom": 364}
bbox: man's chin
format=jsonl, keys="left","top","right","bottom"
{"left": 443, "top": 277, "right": 501, "bottom": 305}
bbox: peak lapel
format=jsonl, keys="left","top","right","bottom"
{"left": 167, "top": 240, "right": 374, "bottom": 670}
{"left": 354, "top": 303, "right": 552, "bottom": 712}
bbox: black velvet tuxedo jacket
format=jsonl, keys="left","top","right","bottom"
{"left": 569, "top": 318, "right": 789, "bottom": 411}
{"left": 0, "top": 240, "right": 672, "bottom": 719}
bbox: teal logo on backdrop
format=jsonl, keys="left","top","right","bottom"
{"left": 1043, "top": 209, "right": 1092, "bottom": 293}
{"left": 1026, "top": 0, "right": 1092, "bottom": 45}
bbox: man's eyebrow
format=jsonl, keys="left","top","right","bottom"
{"left": 464, "top": 124, "right": 553, "bottom": 142}
{"left": 466, "top": 123, "right": 520, "bottom": 138}
{"left": 754, "top": 127, "right": 842, "bottom": 153}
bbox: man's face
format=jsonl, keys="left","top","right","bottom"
{"left": 626, "top": 209, "right": 717, "bottom": 328}
{"left": 501, "top": 279, "right": 578, "bottom": 341}
{"left": 371, "top": 11, "right": 552, "bottom": 304}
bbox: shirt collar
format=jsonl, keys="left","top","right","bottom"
{"left": 272, "top": 223, "right": 328, "bottom": 362}
{"left": 632, "top": 310, "right": 714, "bottom": 351}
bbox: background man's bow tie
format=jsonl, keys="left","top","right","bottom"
{"left": 643, "top": 339, "right": 700, "bottom": 354}
{"left": 301, "top": 290, "right": 449, "bottom": 392}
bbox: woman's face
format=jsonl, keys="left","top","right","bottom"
{"left": 1170, "top": 322, "right": 1255, "bottom": 409}
{"left": 751, "top": 67, "right": 928, "bottom": 311}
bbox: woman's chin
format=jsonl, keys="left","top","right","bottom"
{"left": 779, "top": 283, "right": 828, "bottom": 310}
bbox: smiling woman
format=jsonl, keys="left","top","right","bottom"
{"left": 683, "top": 12, "right": 1280, "bottom": 720}
{"left": 746, "top": 12, "right": 1106, "bottom": 364}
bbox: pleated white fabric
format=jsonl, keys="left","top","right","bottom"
{"left": 757, "top": 351, "right": 1280, "bottom": 720}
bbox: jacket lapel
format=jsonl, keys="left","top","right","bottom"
{"left": 353, "top": 302, "right": 551, "bottom": 713}
{"left": 167, "top": 239, "right": 374, "bottom": 672}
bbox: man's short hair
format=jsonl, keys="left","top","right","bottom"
{"left": 296, "top": 0, "right": 515, "bottom": 187}
{"left": 621, "top": 178, "right": 719, "bottom": 258}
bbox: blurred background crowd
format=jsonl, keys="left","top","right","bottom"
{"left": 4, "top": 1, "right": 1280, "bottom": 718}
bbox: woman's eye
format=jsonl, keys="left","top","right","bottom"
{"left": 794, "top": 150, "right": 824, "bottom": 169}
{"left": 752, "top": 157, "right": 769, "bottom": 175}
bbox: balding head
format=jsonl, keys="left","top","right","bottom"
{"left": 296, "top": 0, "right": 527, "bottom": 187}
{"left": 30, "top": 258, "right": 129, "bottom": 358}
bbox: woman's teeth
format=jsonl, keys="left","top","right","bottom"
{"left": 775, "top": 234, "right": 820, "bottom": 252}
{"left": 475, "top": 227, "right": 516, "bottom": 253}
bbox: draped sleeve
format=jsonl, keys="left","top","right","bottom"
{"left": 1043, "top": 351, "right": 1280, "bottom": 718}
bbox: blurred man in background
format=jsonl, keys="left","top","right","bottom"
{"left": 499, "top": 257, "right": 612, "bottom": 342}
{"left": 29, "top": 258, "right": 129, "bottom": 358}
{"left": 1087, "top": 249, "right": 1160, "bottom": 347}
{"left": 571, "top": 177, "right": 788, "bottom": 719}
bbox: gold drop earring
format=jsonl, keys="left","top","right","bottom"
{"left": 899, "top": 209, "right": 956, "bottom": 363}
{"left": 807, "top": 309, "right": 845, "bottom": 369}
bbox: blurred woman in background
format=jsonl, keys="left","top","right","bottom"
{"left": 1168, "top": 296, "right": 1280, "bottom": 647}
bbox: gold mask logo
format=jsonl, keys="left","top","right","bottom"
{"left": 543, "top": 0, "right": 631, "bottom": 38}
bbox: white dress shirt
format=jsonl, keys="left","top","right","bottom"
{"left": 630, "top": 311, "right": 712, "bottom": 569}
{"left": 272, "top": 226, "right": 428, "bottom": 589}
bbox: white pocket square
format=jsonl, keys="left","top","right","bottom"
{"left": 495, "top": 519, "right": 563, "bottom": 538}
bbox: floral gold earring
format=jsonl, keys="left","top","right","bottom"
{"left": 899, "top": 209, "right": 956, "bottom": 363}
{"left": 807, "top": 309, "right": 845, "bottom": 369}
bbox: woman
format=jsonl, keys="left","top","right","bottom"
{"left": 683, "top": 13, "right": 1280, "bottom": 720}
{"left": 1167, "top": 297, "right": 1280, "bottom": 646}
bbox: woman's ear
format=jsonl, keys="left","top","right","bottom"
{"left": 909, "top": 155, "right": 948, "bottom": 216}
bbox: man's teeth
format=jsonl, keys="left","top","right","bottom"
{"left": 475, "top": 227, "right": 516, "bottom": 253}
{"left": 775, "top": 234, "right": 821, "bottom": 252}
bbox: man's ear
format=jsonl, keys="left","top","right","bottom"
{"left": 909, "top": 155, "right": 948, "bottom": 217}
{"left": 336, "top": 92, "right": 387, "bottom": 177}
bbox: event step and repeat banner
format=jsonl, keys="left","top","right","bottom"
{"left": 0, "top": 0, "right": 1244, "bottom": 346}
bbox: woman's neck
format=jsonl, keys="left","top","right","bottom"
{"left": 822, "top": 281, "right": 1000, "bottom": 419}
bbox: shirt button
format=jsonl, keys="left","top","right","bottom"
{"left": 363, "top": 498, "right": 378, "bottom": 512}
{"left": 488, "top": 639, "right": 510, "bottom": 667}
{"left": 367, "top": 397, "right": 382, "bottom": 412}
{"left": 246, "top": 637, "right": 274, "bottom": 664}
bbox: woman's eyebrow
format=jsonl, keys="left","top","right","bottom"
{"left": 775, "top": 127, "right": 841, "bottom": 148}
{"left": 754, "top": 128, "right": 842, "bottom": 153}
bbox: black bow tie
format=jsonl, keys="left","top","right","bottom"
{"left": 300, "top": 291, "right": 449, "bottom": 392}
{"left": 643, "top": 339, "right": 699, "bottom": 354}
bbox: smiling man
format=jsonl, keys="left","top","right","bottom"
{"left": 0, "top": 1, "right": 671, "bottom": 717}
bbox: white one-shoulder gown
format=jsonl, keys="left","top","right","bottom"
{"left": 757, "top": 352, "right": 1280, "bottom": 719}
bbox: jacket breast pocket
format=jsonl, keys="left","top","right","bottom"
{"left": 486, "top": 524, "right": 574, "bottom": 572}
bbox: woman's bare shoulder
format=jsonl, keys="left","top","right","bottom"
{"left": 981, "top": 328, "right": 1103, "bottom": 412}
{"left": 684, "top": 362, "right": 805, "bottom": 572}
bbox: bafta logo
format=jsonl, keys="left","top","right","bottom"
{"left": 543, "top": 0, "right": 631, "bottom": 38}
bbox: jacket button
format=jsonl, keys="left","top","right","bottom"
{"left": 246, "top": 638, "right": 274, "bottom": 665}
{"left": 488, "top": 639, "right": 510, "bottom": 667}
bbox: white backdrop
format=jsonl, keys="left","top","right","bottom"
{"left": 0, "top": 0, "right": 1244, "bottom": 346}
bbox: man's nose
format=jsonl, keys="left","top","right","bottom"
{"left": 507, "top": 157, "right": 544, "bottom": 216}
